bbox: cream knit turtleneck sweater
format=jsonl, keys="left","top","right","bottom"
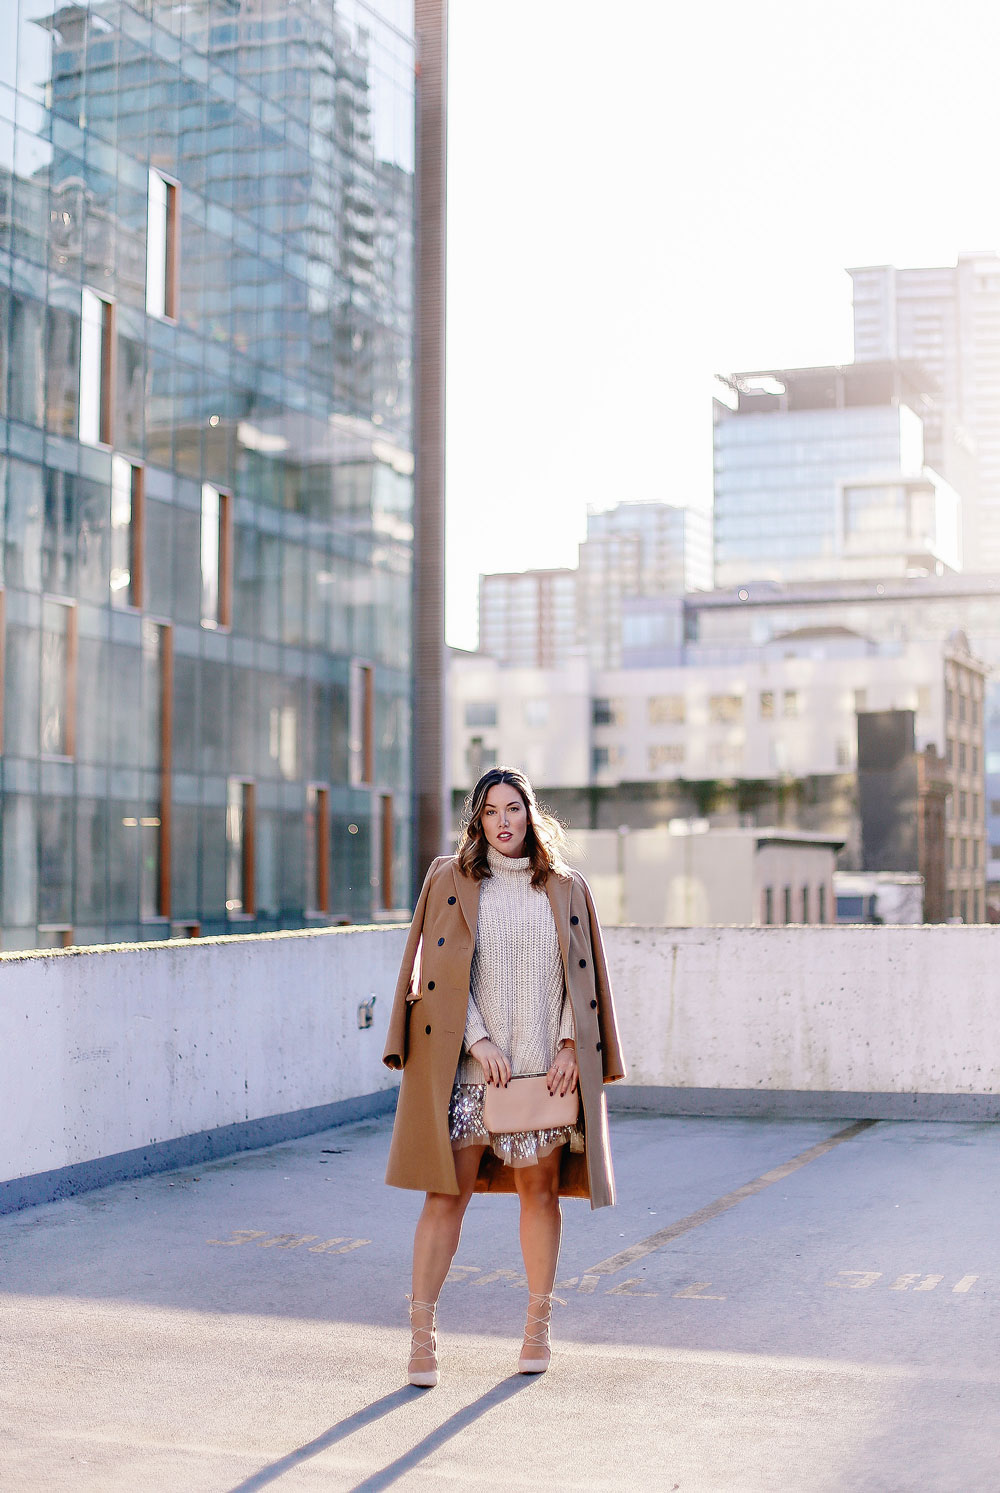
{"left": 455, "top": 846, "right": 575, "bottom": 1085}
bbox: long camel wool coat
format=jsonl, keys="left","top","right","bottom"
{"left": 382, "top": 854, "right": 626, "bottom": 1209}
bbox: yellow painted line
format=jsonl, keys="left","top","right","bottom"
{"left": 586, "top": 1119, "right": 876, "bottom": 1279}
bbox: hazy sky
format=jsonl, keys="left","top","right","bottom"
{"left": 444, "top": 0, "right": 1000, "bottom": 648}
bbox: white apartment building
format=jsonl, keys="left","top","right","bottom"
{"left": 451, "top": 628, "right": 987, "bottom": 922}
{"left": 478, "top": 568, "right": 578, "bottom": 669}
{"left": 453, "top": 636, "right": 955, "bottom": 792}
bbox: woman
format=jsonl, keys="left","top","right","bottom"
{"left": 382, "top": 766, "right": 626, "bottom": 1386}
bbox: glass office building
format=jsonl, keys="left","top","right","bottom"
{"left": 0, "top": 0, "right": 416, "bottom": 947}
{"left": 713, "top": 364, "right": 963, "bottom": 589}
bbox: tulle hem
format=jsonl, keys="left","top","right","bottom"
{"left": 448, "top": 1082, "right": 585, "bottom": 1169}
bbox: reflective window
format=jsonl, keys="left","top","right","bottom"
{"left": 146, "top": 170, "right": 179, "bottom": 320}
{"left": 709, "top": 694, "right": 742, "bottom": 723}
{"left": 350, "top": 661, "right": 375, "bottom": 785}
{"left": 111, "top": 456, "right": 144, "bottom": 608}
{"left": 40, "top": 599, "right": 76, "bottom": 757}
{"left": 79, "top": 289, "right": 114, "bottom": 446}
{"left": 39, "top": 798, "right": 73, "bottom": 926}
{"left": 3, "top": 796, "right": 37, "bottom": 928}
{"left": 45, "top": 303, "right": 80, "bottom": 436}
{"left": 8, "top": 296, "right": 44, "bottom": 426}
{"left": 592, "top": 698, "right": 623, "bottom": 727}
{"left": 306, "top": 783, "right": 330, "bottom": 915}
{"left": 226, "top": 779, "right": 255, "bottom": 917}
{"left": 201, "top": 483, "right": 233, "bottom": 628}
{"left": 648, "top": 694, "right": 685, "bottom": 725}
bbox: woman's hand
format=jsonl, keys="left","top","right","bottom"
{"left": 547, "top": 1040, "right": 578, "bottom": 1097}
{"left": 469, "top": 1038, "right": 511, "bottom": 1088}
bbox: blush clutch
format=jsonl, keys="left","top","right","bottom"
{"left": 482, "top": 1074, "right": 579, "bottom": 1134}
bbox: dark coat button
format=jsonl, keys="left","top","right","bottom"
{"left": 590, "top": 999, "right": 597, "bottom": 1009}
{"left": 579, "top": 958, "right": 587, "bottom": 968}
{"left": 427, "top": 981, "right": 435, "bottom": 990}
{"left": 425, "top": 1024, "right": 432, "bottom": 1035}
{"left": 571, "top": 915, "right": 579, "bottom": 925}
{"left": 596, "top": 1041, "right": 602, "bottom": 1052}
{"left": 448, "top": 896, "right": 456, "bottom": 904}
{"left": 437, "top": 937, "right": 445, "bottom": 946}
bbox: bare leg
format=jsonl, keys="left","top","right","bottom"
{"left": 512, "top": 1146, "right": 564, "bottom": 1370}
{"left": 408, "top": 1143, "right": 485, "bottom": 1380}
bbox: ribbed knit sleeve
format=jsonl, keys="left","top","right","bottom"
{"left": 558, "top": 993, "right": 576, "bottom": 1045}
{"left": 463, "top": 990, "right": 490, "bottom": 1051}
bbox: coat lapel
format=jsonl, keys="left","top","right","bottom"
{"left": 544, "top": 872, "right": 573, "bottom": 983}
{"left": 453, "top": 861, "right": 482, "bottom": 940}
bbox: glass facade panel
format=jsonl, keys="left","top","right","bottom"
{"left": 39, "top": 599, "right": 73, "bottom": 756}
{"left": 7, "top": 459, "right": 44, "bottom": 590}
{"left": 3, "top": 795, "right": 37, "bottom": 928}
{"left": 110, "top": 456, "right": 137, "bottom": 606}
{"left": 38, "top": 797, "right": 73, "bottom": 926}
{"left": 8, "top": 296, "right": 45, "bottom": 426}
{"left": 76, "top": 799, "right": 108, "bottom": 924}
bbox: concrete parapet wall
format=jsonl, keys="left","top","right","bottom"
{"left": 2, "top": 922, "right": 998, "bottom": 1210}
{"left": 604, "top": 924, "right": 999, "bottom": 1099}
{"left": 1, "top": 927, "right": 406, "bottom": 1204}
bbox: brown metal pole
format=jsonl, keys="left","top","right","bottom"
{"left": 412, "top": 0, "right": 448, "bottom": 898}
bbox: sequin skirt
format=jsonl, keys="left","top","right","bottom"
{"left": 448, "top": 1083, "right": 585, "bottom": 1169}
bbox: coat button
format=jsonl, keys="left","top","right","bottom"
{"left": 425, "top": 1024, "right": 432, "bottom": 1035}
{"left": 427, "top": 981, "right": 435, "bottom": 990}
{"left": 590, "top": 999, "right": 597, "bottom": 1009}
{"left": 437, "top": 937, "right": 445, "bottom": 946}
{"left": 579, "top": 958, "right": 587, "bottom": 968}
{"left": 448, "top": 896, "right": 456, "bottom": 904}
{"left": 571, "top": 915, "right": 579, "bottom": 925}
{"left": 596, "top": 1041, "right": 602, "bottom": 1052}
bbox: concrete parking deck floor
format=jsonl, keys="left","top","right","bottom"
{"left": 2, "top": 1111, "right": 999, "bottom": 1493}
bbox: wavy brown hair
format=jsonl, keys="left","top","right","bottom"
{"left": 457, "top": 766, "right": 569, "bottom": 887}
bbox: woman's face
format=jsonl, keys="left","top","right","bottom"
{"left": 480, "top": 782, "right": 529, "bottom": 858}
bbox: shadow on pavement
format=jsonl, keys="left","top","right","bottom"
{"left": 225, "top": 1388, "right": 413, "bottom": 1491}
{"left": 347, "top": 1376, "right": 536, "bottom": 1492}
{"left": 225, "top": 1376, "right": 534, "bottom": 1492}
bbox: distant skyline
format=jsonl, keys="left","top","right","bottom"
{"left": 445, "top": 0, "right": 1000, "bottom": 650}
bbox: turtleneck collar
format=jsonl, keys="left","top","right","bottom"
{"left": 487, "top": 845, "right": 530, "bottom": 874}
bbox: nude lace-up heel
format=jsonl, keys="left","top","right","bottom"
{"left": 407, "top": 1297, "right": 439, "bottom": 1388}
{"left": 518, "top": 1291, "right": 553, "bottom": 1374}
